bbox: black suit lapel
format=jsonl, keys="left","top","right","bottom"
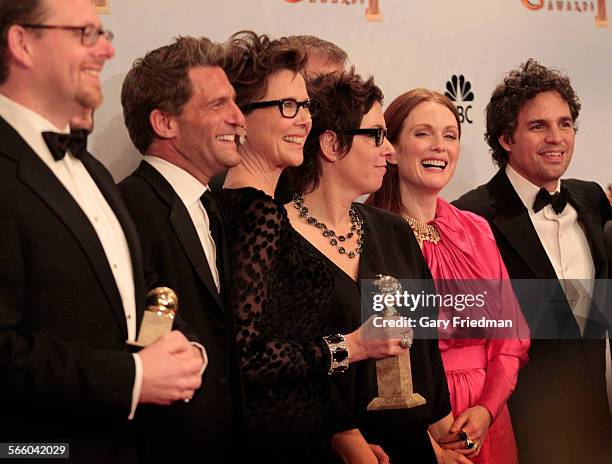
{"left": 489, "top": 170, "right": 558, "bottom": 279}
{"left": 0, "top": 119, "right": 129, "bottom": 338}
{"left": 135, "top": 162, "right": 224, "bottom": 312}
{"left": 565, "top": 182, "right": 607, "bottom": 279}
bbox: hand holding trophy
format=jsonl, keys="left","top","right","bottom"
{"left": 367, "top": 275, "right": 426, "bottom": 410}
{"left": 131, "top": 287, "right": 205, "bottom": 405}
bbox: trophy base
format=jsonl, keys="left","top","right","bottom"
{"left": 365, "top": 10, "right": 383, "bottom": 21}
{"left": 367, "top": 393, "right": 426, "bottom": 411}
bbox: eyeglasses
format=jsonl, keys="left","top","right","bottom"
{"left": 241, "top": 98, "right": 319, "bottom": 119}
{"left": 19, "top": 24, "right": 114, "bottom": 47}
{"left": 342, "top": 127, "right": 388, "bottom": 147}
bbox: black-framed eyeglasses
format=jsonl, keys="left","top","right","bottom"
{"left": 19, "top": 24, "right": 114, "bottom": 47}
{"left": 342, "top": 127, "right": 388, "bottom": 147}
{"left": 241, "top": 98, "right": 319, "bottom": 118}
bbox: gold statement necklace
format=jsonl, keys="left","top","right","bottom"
{"left": 400, "top": 213, "right": 440, "bottom": 244}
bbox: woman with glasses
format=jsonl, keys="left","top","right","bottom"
{"left": 217, "top": 32, "right": 407, "bottom": 463}
{"left": 285, "top": 71, "right": 463, "bottom": 463}
{"left": 367, "top": 89, "right": 530, "bottom": 463}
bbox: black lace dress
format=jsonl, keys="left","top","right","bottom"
{"left": 217, "top": 187, "right": 334, "bottom": 463}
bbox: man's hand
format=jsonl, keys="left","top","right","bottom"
{"left": 368, "top": 443, "right": 390, "bottom": 464}
{"left": 138, "top": 331, "right": 203, "bottom": 405}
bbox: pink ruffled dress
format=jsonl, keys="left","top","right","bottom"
{"left": 420, "top": 199, "right": 530, "bottom": 464}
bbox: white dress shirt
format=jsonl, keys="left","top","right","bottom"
{"left": 506, "top": 164, "right": 595, "bottom": 334}
{"left": 0, "top": 93, "right": 142, "bottom": 419}
{"left": 144, "top": 155, "right": 220, "bottom": 292}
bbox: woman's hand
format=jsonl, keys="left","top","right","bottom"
{"left": 344, "top": 315, "right": 412, "bottom": 363}
{"left": 331, "top": 429, "right": 379, "bottom": 464}
{"left": 430, "top": 430, "right": 473, "bottom": 463}
{"left": 438, "top": 405, "right": 491, "bottom": 457}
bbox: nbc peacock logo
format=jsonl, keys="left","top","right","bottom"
{"left": 445, "top": 75, "right": 474, "bottom": 124}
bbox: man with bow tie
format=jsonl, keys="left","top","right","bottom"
{"left": 0, "top": 1, "right": 204, "bottom": 462}
{"left": 454, "top": 59, "right": 612, "bottom": 463}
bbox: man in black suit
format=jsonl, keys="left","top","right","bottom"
{"left": 454, "top": 59, "right": 612, "bottom": 463}
{"left": 0, "top": 1, "right": 204, "bottom": 462}
{"left": 119, "top": 37, "right": 246, "bottom": 462}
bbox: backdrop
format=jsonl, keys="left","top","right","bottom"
{"left": 94, "top": 0, "right": 611, "bottom": 412}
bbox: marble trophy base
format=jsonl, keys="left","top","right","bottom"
{"left": 367, "top": 351, "right": 426, "bottom": 411}
{"left": 126, "top": 310, "right": 173, "bottom": 349}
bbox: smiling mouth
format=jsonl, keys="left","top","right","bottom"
{"left": 282, "top": 136, "right": 304, "bottom": 144}
{"left": 421, "top": 159, "right": 448, "bottom": 170}
{"left": 539, "top": 151, "right": 564, "bottom": 159}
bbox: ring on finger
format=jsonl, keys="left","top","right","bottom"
{"left": 399, "top": 335, "right": 412, "bottom": 349}
{"left": 464, "top": 438, "right": 475, "bottom": 450}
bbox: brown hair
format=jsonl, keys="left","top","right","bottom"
{"left": 121, "top": 36, "right": 224, "bottom": 154}
{"left": 287, "top": 35, "right": 347, "bottom": 69}
{"left": 222, "top": 31, "right": 307, "bottom": 109}
{"left": 366, "top": 89, "right": 461, "bottom": 214}
{"left": 286, "top": 68, "right": 384, "bottom": 195}
{"left": 486, "top": 58, "right": 580, "bottom": 167}
{"left": 0, "top": 0, "right": 46, "bottom": 84}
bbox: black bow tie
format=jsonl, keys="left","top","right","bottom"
{"left": 533, "top": 187, "right": 569, "bottom": 214}
{"left": 42, "top": 129, "right": 88, "bottom": 161}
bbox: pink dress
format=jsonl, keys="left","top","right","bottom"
{"left": 421, "top": 199, "right": 530, "bottom": 464}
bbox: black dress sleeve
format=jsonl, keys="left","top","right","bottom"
{"left": 228, "top": 193, "right": 331, "bottom": 384}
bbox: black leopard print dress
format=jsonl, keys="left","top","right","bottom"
{"left": 217, "top": 187, "right": 334, "bottom": 463}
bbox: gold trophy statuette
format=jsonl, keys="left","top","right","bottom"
{"left": 128, "top": 287, "right": 178, "bottom": 348}
{"left": 367, "top": 275, "right": 426, "bottom": 411}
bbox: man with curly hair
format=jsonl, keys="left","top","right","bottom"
{"left": 454, "top": 59, "right": 612, "bottom": 463}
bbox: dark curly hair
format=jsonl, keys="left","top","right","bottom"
{"left": 223, "top": 31, "right": 307, "bottom": 109}
{"left": 486, "top": 58, "right": 581, "bottom": 167}
{"left": 286, "top": 68, "right": 384, "bottom": 195}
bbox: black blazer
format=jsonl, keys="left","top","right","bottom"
{"left": 454, "top": 169, "right": 612, "bottom": 463}
{"left": 119, "top": 161, "right": 243, "bottom": 462}
{"left": 0, "top": 117, "right": 146, "bottom": 463}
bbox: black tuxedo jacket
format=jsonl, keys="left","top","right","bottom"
{"left": 119, "top": 161, "right": 243, "bottom": 462}
{"left": 0, "top": 117, "right": 146, "bottom": 463}
{"left": 454, "top": 169, "right": 612, "bottom": 463}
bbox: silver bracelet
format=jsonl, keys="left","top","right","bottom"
{"left": 322, "top": 334, "right": 349, "bottom": 375}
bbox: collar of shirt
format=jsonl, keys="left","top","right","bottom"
{"left": 505, "top": 163, "right": 561, "bottom": 213}
{"left": 143, "top": 155, "right": 210, "bottom": 208}
{"left": 0, "top": 93, "right": 70, "bottom": 165}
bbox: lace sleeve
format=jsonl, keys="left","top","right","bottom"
{"left": 229, "top": 196, "right": 330, "bottom": 384}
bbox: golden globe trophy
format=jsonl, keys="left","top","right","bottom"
{"left": 127, "top": 287, "right": 178, "bottom": 348}
{"left": 367, "top": 275, "right": 426, "bottom": 410}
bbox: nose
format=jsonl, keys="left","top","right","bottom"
{"left": 229, "top": 100, "right": 246, "bottom": 128}
{"left": 381, "top": 136, "right": 395, "bottom": 158}
{"left": 94, "top": 34, "right": 115, "bottom": 60}
{"left": 295, "top": 104, "right": 312, "bottom": 126}
{"left": 545, "top": 126, "right": 563, "bottom": 144}
{"left": 430, "top": 133, "right": 445, "bottom": 152}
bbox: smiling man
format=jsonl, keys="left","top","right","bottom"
{"left": 454, "top": 59, "right": 612, "bottom": 463}
{"left": 119, "top": 37, "right": 246, "bottom": 462}
{"left": 0, "top": 1, "right": 205, "bottom": 462}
